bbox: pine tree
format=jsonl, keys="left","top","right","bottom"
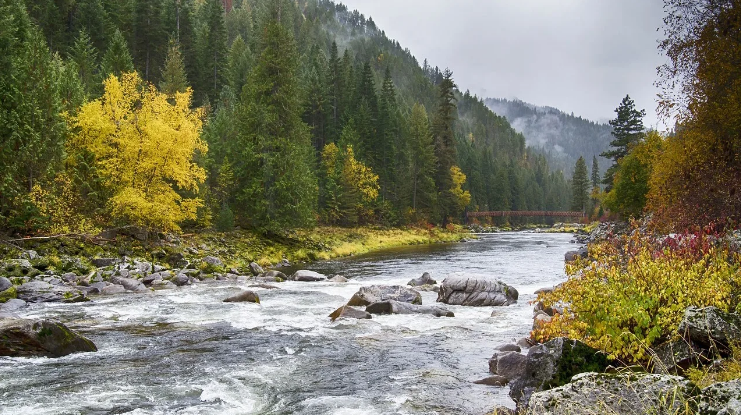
{"left": 69, "top": 29, "right": 99, "bottom": 97}
{"left": 234, "top": 0, "right": 317, "bottom": 232}
{"left": 601, "top": 95, "right": 645, "bottom": 188}
{"left": 302, "top": 46, "right": 330, "bottom": 154}
{"left": 72, "top": 0, "right": 110, "bottom": 53}
{"left": 408, "top": 103, "right": 437, "bottom": 218}
{"left": 163, "top": 0, "right": 197, "bottom": 89}
{"left": 571, "top": 156, "right": 589, "bottom": 212}
{"left": 198, "top": 0, "right": 227, "bottom": 105}
{"left": 377, "top": 67, "right": 399, "bottom": 200}
{"left": 100, "top": 29, "right": 134, "bottom": 78}
{"left": 432, "top": 68, "right": 457, "bottom": 224}
{"left": 226, "top": 34, "right": 251, "bottom": 95}
{"left": 133, "top": 0, "right": 166, "bottom": 82}
{"left": 160, "top": 39, "right": 189, "bottom": 95}
{"left": 591, "top": 156, "right": 600, "bottom": 189}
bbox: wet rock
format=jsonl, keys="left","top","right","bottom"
{"left": 289, "top": 270, "right": 327, "bottom": 282}
{"left": 172, "top": 274, "right": 192, "bottom": 286}
{"left": 517, "top": 337, "right": 536, "bottom": 349}
{"left": 497, "top": 344, "right": 522, "bottom": 353}
{"left": 16, "top": 281, "right": 87, "bottom": 303}
{"left": 151, "top": 280, "right": 177, "bottom": 290}
{"left": 328, "top": 275, "right": 348, "bottom": 283}
{"left": 527, "top": 372, "right": 698, "bottom": 415}
{"left": 699, "top": 378, "right": 741, "bottom": 415}
{"left": 533, "top": 311, "right": 553, "bottom": 329}
{"left": 347, "top": 285, "right": 422, "bottom": 307}
{"left": 678, "top": 306, "right": 741, "bottom": 351}
{"left": 249, "top": 262, "right": 265, "bottom": 276}
{"left": 0, "top": 277, "right": 12, "bottom": 292}
{"left": 99, "top": 285, "right": 126, "bottom": 295}
{"left": 564, "top": 247, "right": 588, "bottom": 262}
{"left": 91, "top": 258, "right": 118, "bottom": 268}
{"left": 141, "top": 274, "right": 162, "bottom": 285}
{"left": 329, "top": 305, "right": 373, "bottom": 322}
{"left": 414, "top": 284, "right": 440, "bottom": 292}
{"left": 132, "top": 260, "right": 152, "bottom": 274}
{"left": 407, "top": 272, "right": 437, "bottom": 287}
{"left": 61, "top": 273, "right": 78, "bottom": 283}
{"left": 474, "top": 375, "right": 509, "bottom": 386}
{"left": 365, "top": 300, "right": 454, "bottom": 317}
{"left": 650, "top": 339, "right": 709, "bottom": 375}
{"left": 437, "top": 276, "right": 518, "bottom": 306}
{"left": 202, "top": 256, "right": 223, "bottom": 267}
{"left": 248, "top": 283, "right": 280, "bottom": 290}
{"left": 0, "top": 299, "right": 26, "bottom": 313}
{"left": 261, "top": 270, "right": 287, "bottom": 282}
{"left": 534, "top": 286, "right": 554, "bottom": 295}
{"left": 0, "top": 319, "right": 97, "bottom": 357}
{"left": 487, "top": 406, "right": 516, "bottom": 415}
{"left": 509, "top": 337, "right": 612, "bottom": 410}
{"left": 111, "top": 277, "right": 148, "bottom": 293}
{"left": 489, "top": 351, "right": 528, "bottom": 381}
{"left": 223, "top": 290, "right": 260, "bottom": 304}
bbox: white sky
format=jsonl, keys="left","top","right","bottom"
{"left": 338, "top": 0, "right": 667, "bottom": 128}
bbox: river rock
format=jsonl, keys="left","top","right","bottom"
{"left": 527, "top": 372, "right": 698, "bottom": 415}
{"left": 91, "top": 258, "right": 118, "bottom": 268}
{"left": 533, "top": 311, "right": 553, "bottom": 329}
{"left": 407, "top": 272, "right": 436, "bottom": 286}
{"left": 347, "top": 285, "right": 422, "bottom": 307}
{"left": 261, "top": 270, "right": 287, "bottom": 282}
{"left": 328, "top": 275, "right": 348, "bottom": 282}
{"left": 172, "top": 274, "right": 191, "bottom": 286}
{"left": 329, "top": 305, "right": 373, "bottom": 322}
{"left": 151, "top": 280, "right": 177, "bottom": 289}
{"left": 509, "top": 337, "right": 612, "bottom": 410}
{"left": 0, "top": 299, "right": 26, "bottom": 313}
{"left": 112, "top": 277, "right": 148, "bottom": 292}
{"left": 698, "top": 378, "right": 741, "bottom": 415}
{"left": 365, "top": 300, "right": 454, "bottom": 317}
{"left": 497, "top": 344, "right": 522, "bottom": 353}
{"left": 564, "top": 247, "right": 588, "bottom": 262}
{"left": 249, "top": 262, "right": 265, "bottom": 276}
{"left": 534, "top": 286, "right": 554, "bottom": 295}
{"left": 248, "top": 283, "right": 280, "bottom": 290}
{"left": 0, "top": 319, "right": 97, "bottom": 357}
{"left": 0, "top": 277, "right": 12, "bottom": 293}
{"left": 202, "top": 256, "right": 223, "bottom": 267}
{"left": 489, "top": 351, "right": 528, "bottom": 381}
{"left": 678, "top": 306, "right": 741, "bottom": 351}
{"left": 223, "top": 290, "right": 260, "bottom": 303}
{"left": 650, "top": 339, "right": 709, "bottom": 375}
{"left": 290, "top": 270, "right": 327, "bottom": 282}
{"left": 16, "top": 281, "right": 87, "bottom": 303}
{"left": 99, "top": 284, "right": 126, "bottom": 295}
{"left": 517, "top": 337, "right": 535, "bottom": 349}
{"left": 474, "top": 375, "right": 508, "bottom": 386}
{"left": 487, "top": 406, "right": 515, "bottom": 415}
{"left": 437, "top": 276, "right": 518, "bottom": 306}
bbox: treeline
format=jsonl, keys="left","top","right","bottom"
{"left": 0, "top": 0, "right": 572, "bottom": 234}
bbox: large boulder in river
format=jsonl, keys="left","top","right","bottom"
{"left": 365, "top": 300, "right": 454, "bottom": 317}
{"left": 260, "top": 270, "right": 287, "bottom": 282}
{"left": 347, "top": 285, "right": 422, "bottom": 307}
{"left": 436, "top": 276, "right": 518, "bottom": 306}
{"left": 249, "top": 262, "right": 265, "bottom": 276}
{"left": 489, "top": 351, "right": 528, "bottom": 381}
{"left": 223, "top": 290, "right": 260, "bottom": 303}
{"left": 527, "top": 372, "right": 698, "bottom": 415}
{"left": 329, "top": 305, "right": 372, "bottom": 321}
{"left": 289, "top": 270, "right": 327, "bottom": 282}
{"left": 407, "top": 272, "right": 436, "bottom": 287}
{"left": 564, "top": 247, "right": 588, "bottom": 262}
{"left": 509, "top": 337, "right": 612, "bottom": 410}
{"left": 111, "top": 276, "right": 148, "bottom": 293}
{"left": 16, "top": 280, "right": 87, "bottom": 303}
{"left": 678, "top": 306, "right": 741, "bottom": 350}
{"left": 0, "top": 319, "right": 97, "bottom": 357}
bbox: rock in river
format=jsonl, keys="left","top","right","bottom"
{"left": 436, "top": 276, "right": 518, "bottom": 306}
{"left": 346, "top": 285, "right": 422, "bottom": 307}
{"left": 365, "top": 300, "right": 454, "bottom": 317}
{"left": 223, "top": 290, "right": 260, "bottom": 304}
{"left": 407, "top": 272, "right": 436, "bottom": 287}
{"left": 16, "top": 281, "right": 87, "bottom": 303}
{"left": 289, "top": 270, "right": 327, "bottom": 282}
{"left": 0, "top": 319, "right": 97, "bottom": 357}
{"left": 329, "top": 305, "right": 372, "bottom": 322}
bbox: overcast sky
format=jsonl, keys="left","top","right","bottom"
{"left": 338, "top": 0, "right": 667, "bottom": 128}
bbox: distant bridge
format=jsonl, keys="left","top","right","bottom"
{"left": 467, "top": 211, "right": 585, "bottom": 220}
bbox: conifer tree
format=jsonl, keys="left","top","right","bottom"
{"left": 377, "top": 67, "right": 399, "bottom": 200}
{"left": 591, "top": 156, "right": 600, "bottom": 189}
{"left": 408, "top": 103, "right": 437, "bottom": 218}
{"left": 160, "top": 39, "right": 189, "bottom": 95}
{"left": 432, "top": 68, "right": 457, "bottom": 224}
{"left": 234, "top": 0, "right": 317, "bottom": 232}
{"left": 571, "top": 156, "right": 589, "bottom": 212}
{"left": 69, "top": 30, "right": 99, "bottom": 97}
{"left": 226, "top": 34, "right": 251, "bottom": 95}
{"left": 601, "top": 95, "right": 645, "bottom": 188}
{"left": 133, "top": 0, "right": 166, "bottom": 82}
{"left": 198, "top": 0, "right": 227, "bottom": 105}
{"left": 302, "top": 46, "right": 330, "bottom": 153}
{"left": 100, "top": 29, "right": 134, "bottom": 78}
{"left": 72, "top": 0, "right": 110, "bottom": 52}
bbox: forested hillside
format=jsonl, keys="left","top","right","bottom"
{"left": 0, "top": 0, "right": 572, "bottom": 234}
{"left": 485, "top": 98, "right": 612, "bottom": 175}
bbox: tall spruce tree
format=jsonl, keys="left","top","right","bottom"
{"left": 377, "top": 67, "right": 399, "bottom": 200}
{"left": 234, "top": 0, "right": 317, "bottom": 232}
{"left": 601, "top": 95, "right": 645, "bottom": 189}
{"left": 571, "top": 156, "right": 590, "bottom": 212}
{"left": 72, "top": 0, "right": 110, "bottom": 52}
{"left": 133, "top": 0, "right": 166, "bottom": 82}
{"left": 591, "top": 156, "right": 600, "bottom": 189}
{"left": 69, "top": 29, "right": 99, "bottom": 97}
{"left": 226, "top": 34, "right": 251, "bottom": 95}
{"left": 408, "top": 103, "right": 437, "bottom": 219}
{"left": 432, "top": 68, "right": 457, "bottom": 224}
{"left": 199, "top": 0, "right": 227, "bottom": 105}
{"left": 100, "top": 29, "right": 134, "bottom": 78}
{"left": 159, "top": 39, "right": 189, "bottom": 95}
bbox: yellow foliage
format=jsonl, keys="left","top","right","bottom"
{"left": 450, "top": 165, "right": 471, "bottom": 212}
{"left": 71, "top": 72, "right": 206, "bottom": 232}
{"left": 342, "top": 146, "right": 379, "bottom": 203}
{"left": 29, "top": 174, "right": 100, "bottom": 234}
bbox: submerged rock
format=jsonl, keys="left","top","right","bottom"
{"left": 289, "top": 270, "right": 327, "bottom": 282}
{"left": 527, "top": 372, "right": 698, "bottom": 415}
{"left": 347, "top": 285, "right": 422, "bottom": 307}
{"left": 16, "top": 281, "right": 87, "bottom": 303}
{"left": 0, "top": 319, "right": 97, "bottom": 357}
{"left": 223, "top": 290, "right": 260, "bottom": 304}
{"left": 365, "top": 300, "right": 454, "bottom": 317}
{"left": 407, "top": 272, "right": 436, "bottom": 287}
{"left": 260, "top": 270, "right": 287, "bottom": 282}
{"left": 328, "top": 275, "right": 348, "bottom": 283}
{"left": 437, "top": 276, "right": 518, "bottom": 306}
{"left": 111, "top": 277, "right": 148, "bottom": 293}
{"left": 474, "top": 375, "right": 508, "bottom": 386}
{"left": 329, "top": 305, "right": 372, "bottom": 322}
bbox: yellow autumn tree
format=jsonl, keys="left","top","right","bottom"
{"left": 320, "top": 143, "right": 379, "bottom": 225}
{"left": 71, "top": 72, "right": 206, "bottom": 232}
{"left": 450, "top": 165, "right": 471, "bottom": 215}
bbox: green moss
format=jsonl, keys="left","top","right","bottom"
{"left": 0, "top": 286, "right": 17, "bottom": 303}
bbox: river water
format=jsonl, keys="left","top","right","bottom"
{"left": 0, "top": 232, "right": 575, "bottom": 415}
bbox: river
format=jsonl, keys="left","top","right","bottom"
{"left": 0, "top": 232, "right": 575, "bottom": 415}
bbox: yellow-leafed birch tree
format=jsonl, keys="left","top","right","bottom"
{"left": 71, "top": 72, "right": 206, "bottom": 231}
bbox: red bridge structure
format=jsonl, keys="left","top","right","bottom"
{"left": 466, "top": 211, "right": 585, "bottom": 222}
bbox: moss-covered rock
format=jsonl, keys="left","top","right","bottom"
{"left": 0, "top": 286, "right": 17, "bottom": 303}
{"left": 0, "top": 319, "right": 97, "bottom": 357}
